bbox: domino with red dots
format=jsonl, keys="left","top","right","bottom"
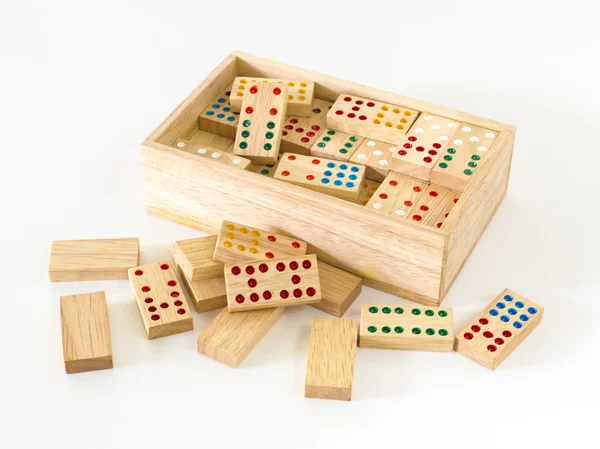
{"left": 172, "top": 137, "right": 251, "bottom": 170}
{"left": 389, "top": 113, "right": 460, "bottom": 181}
{"left": 225, "top": 255, "right": 321, "bottom": 312}
{"left": 212, "top": 221, "right": 307, "bottom": 265}
{"left": 280, "top": 98, "right": 331, "bottom": 156}
{"left": 349, "top": 138, "right": 398, "bottom": 182}
{"left": 128, "top": 261, "right": 193, "bottom": 339}
{"left": 310, "top": 128, "right": 363, "bottom": 161}
{"left": 365, "top": 172, "right": 427, "bottom": 218}
{"left": 430, "top": 124, "right": 500, "bottom": 192}
{"left": 233, "top": 81, "right": 288, "bottom": 164}
{"left": 326, "top": 94, "right": 420, "bottom": 144}
{"left": 199, "top": 87, "right": 240, "bottom": 139}
{"left": 408, "top": 184, "right": 461, "bottom": 228}
{"left": 274, "top": 153, "right": 366, "bottom": 202}
{"left": 455, "top": 289, "right": 544, "bottom": 370}
{"left": 230, "top": 77, "right": 315, "bottom": 117}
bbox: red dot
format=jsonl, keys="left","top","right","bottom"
{"left": 144, "top": 298, "right": 153, "bottom": 303}
{"left": 312, "top": 159, "right": 321, "bottom": 164}
{"left": 174, "top": 300, "right": 183, "bottom": 306}
{"left": 430, "top": 191, "right": 438, "bottom": 197}
{"left": 282, "top": 131, "right": 288, "bottom": 136}
{"left": 281, "top": 170, "right": 290, "bottom": 176}
{"left": 177, "top": 309, "right": 186, "bottom": 315}
{"left": 231, "top": 266, "right": 241, "bottom": 275}
{"left": 412, "top": 215, "right": 422, "bottom": 221}
{"left": 142, "top": 286, "right": 150, "bottom": 292}
{"left": 170, "top": 291, "right": 179, "bottom": 297}
{"left": 259, "top": 263, "right": 269, "bottom": 273}
{"left": 436, "top": 222, "right": 443, "bottom": 228}
{"left": 250, "top": 293, "right": 259, "bottom": 302}
{"left": 433, "top": 143, "right": 441, "bottom": 149}
{"left": 471, "top": 325, "right": 481, "bottom": 332}
{"left": 290, "top": 118, "right": 298, "bottom": 124}
{"left": 292, "top": 241, "right": 301, "bottom": 248}
{"left": 420, "top": 205, "right": 429, "bottom": 211}
{"left": 483, "top": 331, "right": 494, "bottom": 338}
{"left": 148, "top": 306, "right": 157, "bottom": 312}
{"left": 293, "top": 288, "right": 302, "bottom": 298}
{"left": 404, "top": 200, "right": 413, "bottom": 206}
{"left": 306, "top": 175, "right": 314, "bottom": 180}
{"left": 302, "top": 260, "right": 312, "bottom": 269}
{"left": 454, "top": 198, "right": 459, "bottom": 203}
{"left": 403, "top": 143, "right": 412, "bottom": 149}
{"left": 464, "top": 332, "right": 473, "bottom": 340}
{"left": 160, "top": 264, "right": 170, "bottom": 270}
{"left": 494, "top": 338, "right": 505, "bottom": 345}
{"left": 479, "top": 318, "right": 489, "bottom": 325}
{"left": 389, "top": 180, "right": 398, "bottom": 186}
{"left": 379, "top": 193, "right": 388, "bottom": 199}
{"left": 352, "top": 106, "right": 360, "bottom": 111}
{"left": 292, "top": 274, "right": 301, "bottom": 284}
{"left": 408, "top": 136, "right": 417, "bottom": 142}
{"left": 306, "top": 131, "right": 315, "bottom": 137}
{"left": 284, "top": 125, "right": 293, "bottom": 130}
{"left": 265, "top": 252, "right": 274, "bottom": 258}
{"left": 248, "top": 278, "right": 257, "bottom": 288}
{"left": 487, "top": 345, "right": 497, "bottom": 352}
{"left": 267, "top": 235, "right": 277, "bottom": 242}
{"left": 414, "top": 186, "right": 422, "bottom": 192}
{"left": 289, "top": 261, "right": 299, "bottom": 270}
{"left": 359, "top": 115, "right": 367, "bottom": 120}
{"left": 151, "top": 314, "right": 160, "bottom": 321}
{"left": 344, "top": 96, "right": 352, "bottom": 101}
{"left": 287, "top": 155, "right": 296, "bottom": 161}
{"left": 301, "top": 137, "right": 310, "bottom": 143}
{"left": 355, "top": 100, "right": 363, "bottom": 105}
{"left": 335, "top": 110, "right": 344, "bottom": 115}
{"left": 398, "top": 150, "right": 407, "bottom": 156}
{"left": 263, "top": 290, "right": 272, "bottom": 300}
{"left": 269, "top": 108, "right": 278, "bottom": 116}
{"left": 444, "top": 213, "right": 449, "bottom": 218}
{"left": 311, "top": 125, "right": 321, "bottom": 131}
{"left": 245, "top": 106, "right": 254, "bottom": 114}
{"left": 135, "top": 270, "right": 143, "bottom": 276}
{"left": 367, "top": 102, "right": 375, "bottom": 107}
{"left": 429, "top": 150, "right": 438, "bottom": 155}
{"left": 167, "top": 280, "right": 177, "bottom": 286}
{"left": 235, "top": 294, "right": 245, "bottom": 304}
{"left": 276, "top": 262, "right": 286, "bottom": 271}
{"left": 423, "top": 157, "right": 432, "bottom": 163}
{"left": 307, "top": 287, "right": 316, "bottom": 297}
{"left": 160, "top": 302, "right": 169, "bottom": 309}
{"left": 246, "top": 266, "right": 255, "bottom": 275}
{"left": 347, "top": 113, "right": 356, "bottom": 118}
{"left": 502, "top": 330, "right": 512, "bottom": 338}
{"left": 273, "top": 87, "right": 281, "bottom": 95}
{"left": 416, "top": 146, "right": 425, "bottom": 152}
{"left": 249, "top": 85, "right": 258, "bottom": 94}
{"left": 280, "top": 289, "right": 289, "bottom": 299}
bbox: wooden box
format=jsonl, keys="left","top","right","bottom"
{"left": 141, "top": 52, "right": 515, "bottom": 306}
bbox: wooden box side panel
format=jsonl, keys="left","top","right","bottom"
{"left": 141, "top": 143, "right": 446, "bottom": 304}
{"left": 440, "top": 130, "right": 515, "bottom": 296}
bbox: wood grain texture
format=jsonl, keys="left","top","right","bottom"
{"left": 455, "top": 289, "right": 543, "bottom": 370}
{"left": 172, "top": 137, "right": 250, "bottom": 170}
{"left": 327, "top": 94, "right": 420, "bottom": 144}
{"left": 355, "top": 179, "right": 381, "bottom": 206}
{"left": 213, "top": 220, "right": 307, "bottom": 265}
{"left": 359, "top": 304, "right": 453, "bottom": 351}
{"left": 310, "top": 262, "right": 362, "bottom": 318}
{"left": 280, "top": 99, "right": 331, "bottom": 155}
{"left": 230, "top": 77, "right": 314, "bottom": 117}
{"left": 197, "top": 306, "right": 284, "bottom": 368}
{"left": 180, "top": 271, "right": 227, "bottom": 313}
{"left": 225, "top": 255, "right": 321, "bottom": 312}
{"left": 409, "top": 184, "right": 461, "bottom": 228}
{"left": 365, "top": 172, "right": 427, "bottom": 218}
{"left": 349, "top": 138, "right": 398, "bottom": 182}
{"left": 274, "top": 153, "right": 366, "bottom": 202}
{"left": 309, "top": 128, "right": 363, "bottom": 161}
{"left": 198, "top": 87, "right": 239, "bottom": 139}
{"left": 128, "top": 260, "right": 193, "bottom": 339}
{"left": 172, "top": 236, "right": 223, "bottom": 281}
{"left": 49, "top": 238, "right": 140, "bottom": 282}
{"left": 305, "top": 318, "right": 358, "bottom": 401}
{"left": 60, "top": 291, "right": 113, "bottom": 374}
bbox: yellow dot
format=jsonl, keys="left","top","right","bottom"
{"left": 262, "top": 80, "right": 269, "bottom": 83}
{"left": 237, "top": 244, "right": 246, "bottom": 251}
{"left": 240, "top": 79, "right": 247, "bottom": 84}
{"left": 239, "top": 227, "right": 248, "bottom": 234}
{"left": 288, "top": 82, "right": 296, "bottom": 87}
{"left": 374, "top": 119, "right": 381, "bottom": 124}
{"left": 381, "top": 105, "right": 389, "bottom": 111}
{"left": 224, "top": 241, "right": 232, "bottom": 248}
{"left": 251, "top": 239, "right": 260, "bottom": 246}
{"left": 400, "top": 118, "right": 408, "bottom": 123}
{"left": 404, "top": 111, "right": 412, "bottom": 116}
{"left": 298, "top": 95, "right": 306, "bottom": 101}
{"left": 251, "top": 230, "right": 260, "bottom": 236}
{"left": 392, "top": 108, "right": 400, "bottom": 113}
{"left": 396, "top": 124, "right": 405, "bottom": 130}
{"left": 298, "top": 89, "right": 306, "bottom": 94}
{"left": 227, "top": 224, "right": 235, "bottom": 230}
{"left": 249, "top": 248, "right": 258, "bottom": 254}
{"left": 226, "top": 232, "right": 235, "bottom": 239}
{"left": 288, "top": 95, "right": 294, "bottom": 100}
{"left": 238, "top": 85, "right": 245, "bottom": 90}
{"left": 236, "top": 92, "right": 243, "bottom": 97}
{"left": 300, "top": 82, "right": 307, "bottom": 87}
{"left": 251, "top": 79, "right": 257, "bottom": 82}
{"left": 377, "top": 112, "right": 385, "bottom": 118}
{"left": 385, "top": 122, "right": 393, "bottom": 127}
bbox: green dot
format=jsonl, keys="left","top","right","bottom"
{"left": 317, "top": 142, "right": 326, "bottom": 148}
{"left": 444, "top": 155, "right": 453, "bottom": 161}
{"left": 382, "top": 307, "right": 391, "bottom": 314}
{"left": 369, "top": 306, "right": 378, "bottom": 313}
{"left": 438, "top": 310, "right": 448, "bottom": 317}
{"left": 242, "top": 119, "right": 251, "bottom": 127}
{"left": 468, "top": 161, "right": 478, "bottom": 168}
{"left": 395, "top": 307, "right": 404, "bottom": 314}
{"left": 394, "top": 326, "right": 404, "bottom": 333}
{"left": 447, "top": 147, "right": 456, "bottom": 154}
{"left": 339, "top": 149, "right": 348, "bottom": 154}
{"left": 327, "top": 130, "right": 336, "bottom": 136}
{"left": 264, "top": 143, "right": 272, "bottom": 151}
{"left": 266, "top": 121, "right": 275, "bottom": 129}
{"left": 382, "top": 326, "right": 391, "bottom": 333}
{"left": 323, "top": 136, "right": 331, "bottom": 142}
{"left": 241, "top": 130, "right": 250, "bottom": 138}
{"left": 265, "top": 132, "right": 274, "bottom": 139}
{"left": 412, "top": 328, "right": 421, "bottom": 335}
{"left": 439, "top": 329, "right": 448, "bottom": 336}
{"left": 426, "top": 328, "right": 435, "bottom": 335}
{"left": 368, "top": 326, "right": 377, "bottom": 333}
{"left": 471, "top": 154, "right": 481, "bottom": 161}
{"left": 344, "top": 142, "right": 353, "bottom": 148}
{"left": 411, "top": 308, "right": 421, "bottom": 316}
{"left": 464, "top": 169, "right": 473, "bottom": 176}
{"left": 438, "top": 162, "right": 448, "bottom": 169}
{"left": 260, "top": 169, "right": 270, "bottom": 175}
{"left": 239, "top": 142, "right": 248, "bottom": 149}
{"left": 425, "top": 310, "right": 434, "bottom": 316}
{"left": 349, "top": 136, "right": 358, "bottom": 142}
{"left": 265, "top": 164, "right": 274, "bottom": 168}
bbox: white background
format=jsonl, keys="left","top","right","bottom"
{"left": 1, "top": 1, "right": 598, "bottom": 448}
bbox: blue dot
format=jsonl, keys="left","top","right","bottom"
{"left": 528, "top": 307, "right": 537, "bottom": 314}
{"left": 515, "top": 301, "right": 524, "bottom": 308}
{"left": 334, "top": 180, "right": 342, "bottom": 186}
{"left": 504, "top": 294, "right": 514, "bottom": 301}
{"left": 513, "top": 321, "right": 523, "bottom": 329}
{"left": 489, "top": 309, "right": 499, "bottom": 316}
{"left": 340, "top": 164, "right": 348, "bottom": 170}
{"left": 217, "top": 113, "right": 225, "bottom": 119}
{"left": 227, "top": 116, "right": 235, "bottom": 122}
{"left": 321, "top": 178, "right": 330, "bottom": 184}
{"left": 496, "top": 302, "right": 506, "bottom": 309}
{"left": 212, "top": 104, "right": 220, "bottom": 109}
{"left": 500, "top": 315, "right": 510, "bottom": 322}
{"left": 520, "top": 314, "right": 529, "bottom": 321}
{"left": 346, "top": 182, "right": 355, "bottom": 188}
{"left": 351, "top": 166, "right": 360, "bottom": 172}
{"left": 206, "top": 111, "right": 214, "bottom": 116}
{"left": 217, "top": 98, "right": 226, "bottom": 103}
{"left": 508, "top": 308, "right": 517, "bottom": 315}
{"left": 336, "top": 172, "right": 345, "bottom": 178}
{"left": 349, "top": 174, "right": 357, "bottom": 180}
{"left": 324, "top": 170, "right": 332, "bottom": 176}
{"left": 223, "top": 107, "right": 230, "bottom": 112}
{"left": 327, "top": 162, "right": 336, "bottom": 168}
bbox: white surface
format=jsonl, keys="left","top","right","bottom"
{"left": 1, "top": 1, "right": 598, "bottom": 448}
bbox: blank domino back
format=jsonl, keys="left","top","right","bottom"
{"left": 305, "top": 318, "right": 359, "bottom": 401}
{"left": 225, "top": 254, "right": 321, "bottom": 312}
{"left": 359, "top": 304, "right": 454, "bottom": 351}
{"left": 172, "top": 235, "right": 223, "bottom": 281}
{"left": 455, "top": 289, "right": 544, "bottom": 370}
{"left": 128, "top": 260, "right": 193, "bottom": 339}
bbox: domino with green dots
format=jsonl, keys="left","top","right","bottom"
{"left": 310, "top": 128, "right": 363, "bottom": 161}
{"left": 359, "top": 304, "right": 454, "bottom": 351}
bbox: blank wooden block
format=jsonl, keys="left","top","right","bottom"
{"left": 305, "top": 318, "right": 358, "bottom": 401}
{"left": 389, "top": 113, "right": 459, "bottom": 181}
{"left": 197, "top": 306, "right": 284, "bottom": 368}
{"left": 233, "top": 81, "right": 288, "bottom": 164}
{"left": 430, "top": 124, "right": 500, "bottom": 192}
{"left": 349, "top": 138, "right": 399, "bottom": 182}
{"left": 359, "top": 304, "right": 454, "bottom": 351}
{"left": 274, "top": 153, "right": 366, "bottom": 202}
{"left": 212, "top": 220, "right": 307, "bottom": 265}
{"left": 198, "top": 88, "right": 239, "bottom": 139}
{"left": 172, "top": 137, "right": 251, "bottom": 170}
{"left": 281, "top": 99, "right": 331, "bottom": 155}
{"left": 181, "top": 273, "right": 227, "bottom": 313}
{"left": 365, "top": 172, "right": 427, "bottom": 218}
{"left": 49, "top": 238, "right": 140, "bottom": 282}
{"left": 128, "top": 260, "right": 193, "bottom": 339}
{"left": 310, "top": 262, "right": 362, "bottom": 318}
{"left": 408, "top": 184, "right": 461, "bottom": 228}
{"left": 225, "top": 255, "right": 321, "bottom": 312}
{"left": 310, "top": 128, "right": 363, "bottom": 161}
{"left": 230, "top": 77, "right": 315, "bottom": 117}
{"left": 60, "top": 291, "right": 113, "bottom": 374}
{"left": 172, "top": 236, "right": 223, "bottom": 281}
{"left": 327, "top": 94, "right": 420, "bottom": 144}
{"left": 455, "top": 289, "right": 544, "bottom": 370}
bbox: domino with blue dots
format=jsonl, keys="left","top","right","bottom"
{"left": 455, "top": 288, "right": 544, "bottom": 370}
{"left": 199, "top": 88, "right": 240, "bottom": 139}
{"left": 274, "top": 153, "right": 366, "bottom": 202}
